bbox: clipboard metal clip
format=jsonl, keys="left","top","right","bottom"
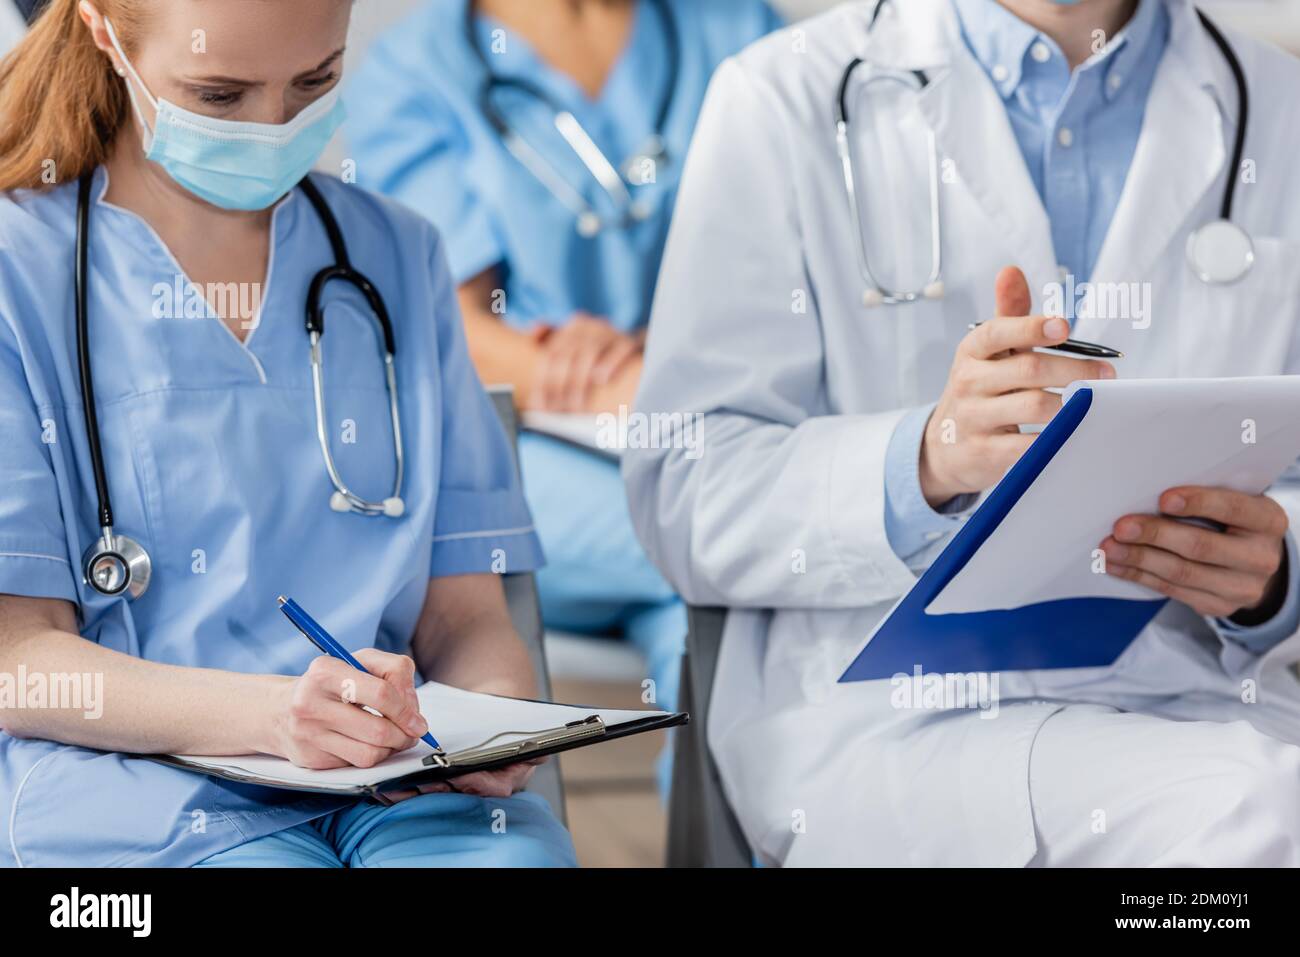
{"left": 422, "top": 715, "right": 607, "bottom": 768}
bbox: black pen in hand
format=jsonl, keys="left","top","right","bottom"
{"left": 968, "top": 321, "right": 1123, "bottom": 359}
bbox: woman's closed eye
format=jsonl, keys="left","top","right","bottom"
{"left": 191, "top": 85, "right": 243, "bottom": 108}
{"left": 298, "top": 70, "right": 339, "bottom": 92}
{"left": 186, "top": 71, "right": 337, "bottom": 112}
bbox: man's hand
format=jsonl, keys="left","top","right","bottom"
{"left": 529, "top": 313, "right": 643, "bottom": 412}
{"left": 1100, "top": 486, "right": 1290, "bottom": 620}
{"left": 920, "top": 266, "right": 1117, "bottom": 507}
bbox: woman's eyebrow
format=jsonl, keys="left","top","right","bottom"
{"left": 292, "top": 48, "right": 346, "bottom": 81}
{"left": 184, "top": 48, "right": 346, "bottom": 86}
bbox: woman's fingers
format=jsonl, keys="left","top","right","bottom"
{"left": 314, "top": 730, "right": 400, "bottom": 770}
{"left": 565, "top": 341, "right": 604, "bottom": 410}
{"left": 305, "top": 657, "right": 426, "bottom": 739}
{"left": 448, "top": 762, "right": 538, "bottom": 797}
{"left": 539, "top": 348, "right": 575, "bottom": 410}
{"left": 531, "top": 316, "right": 639, "bottom": 410}
{"left": 375, "top": 780, "right": 455, "bottom": 806}
{"left": 591, "top": 336, "right": 640, "bottom": 386}
{"left": 314, "top": 699, "right": 416, "bottom": 751}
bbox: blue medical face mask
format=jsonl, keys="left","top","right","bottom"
{"left": 105, "top": 19, "right": 345, "bottom": 211}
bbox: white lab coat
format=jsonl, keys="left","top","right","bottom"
{"left": 624, "top": 0, "right": 1300, "bottom": 866}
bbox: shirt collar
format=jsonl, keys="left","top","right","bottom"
{"left": 950, "top": 0, "right": 1163, "bottom": 101}
{"left": 1099, "top": 0, "right": 1163, "bottom": 102}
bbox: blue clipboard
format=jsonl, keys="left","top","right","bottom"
{"left": 840, "top": 387, "right": 1166, "bottom": 682}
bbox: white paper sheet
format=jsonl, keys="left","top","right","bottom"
{"left": 521, "top": 412, "right": 623, "bottom": 458}
{"left": 926, "top": 376, "right": 1300, "bottom": 615}
{"left": 170, "top": 682, "right": 665, "bottom": 791}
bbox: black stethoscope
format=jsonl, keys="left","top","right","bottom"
{"left": 76, "top": 174, "right": 406, "bottom": 601}
{"left": 465, "top": 0, "right": 680, "bottom": 237}
{"left": 838, "top": 1, "right": 1253, "bottom": 307}
{"left": 14, "top": 0, "right": 45, "bottom": 26}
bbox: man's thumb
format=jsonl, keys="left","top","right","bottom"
{"left": 994, "top": 265, "right": 1032, "bottom": 318}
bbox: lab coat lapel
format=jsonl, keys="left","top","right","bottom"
{"left": 912, "top": 40, "right": 1060, "bottom": 307}
{"left": 1088, "top": 10, "right": 1226, "bottom": 298}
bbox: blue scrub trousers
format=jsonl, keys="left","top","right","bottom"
{"left": 194, "top": 792, "right": 575, "bottom": 868}
{"left": 519, "top": 434, "right": 685, "bottom": 709}
{"left": 519, "top": 434, "right": 685, "bottom": 794}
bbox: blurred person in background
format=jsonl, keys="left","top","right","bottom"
{"left": 346, "top": 0, "right": 783, "bottom": 778}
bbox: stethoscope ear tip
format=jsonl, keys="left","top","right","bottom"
{"left": 862, "top": 289, "right": 884, "bottom": 308}
{"left": 382, "top": 497, "right": 405, "bottom": 518}
{"left": 329, "top": 491, "right": 351, "bottom": 513}
{"left": 923, "top": 280, "right": 945, "bottom": 300}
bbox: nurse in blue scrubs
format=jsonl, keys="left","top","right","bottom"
{"left": 346, "top": 0, "right": 782, "bottom": 725}
{"left": 0, "top": 0, "right": 573, "bottom": 867}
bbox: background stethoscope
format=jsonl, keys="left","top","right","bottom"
{"left": 839, "top": 2, "right": 1254, "bottom": 308}
{"left": 465, "top": 0, "right": 679, "bottom": 238}
{"left": 76, "top": 175, "right": 406, "bottom": 601}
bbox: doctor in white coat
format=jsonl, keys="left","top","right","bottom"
{"left": 625, "top": 0, "right": 1300, "bottom": 866}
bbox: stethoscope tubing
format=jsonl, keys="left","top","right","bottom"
{"left": 840, "top": 1, "right": 1249, "bottom": 304}
{"left": 1195, "top": 9, "right": 1248, "bottom": 222}
{"left": 464, "top": 0, "right": 680, "bottom": 227}
{"left": 75, "top": 173, "right": 407, "bottom": 598}
{"left": 75, "top": 175, "right": 115, "bottom": 533}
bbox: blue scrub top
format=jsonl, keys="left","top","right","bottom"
{"left": 345, "top": 0, "right": 782, "bottom": 333}
{"left": 0, "top": 169, "right": 543, "bottom": 867}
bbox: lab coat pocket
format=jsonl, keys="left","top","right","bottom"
{"left": 1174, "top": 236, "right": 1300, "bottom": 377}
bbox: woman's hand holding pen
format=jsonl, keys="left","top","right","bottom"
{"left": 919, "top": 266, "right": 1117, "bottom": 509}
{"left": 266, "top": 648, "right": 429, "bottom": 771}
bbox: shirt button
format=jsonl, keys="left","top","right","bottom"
{"left": 991, "top": 64, "right": 1009, "bottom": 82}
{"left": 1031, "top": 41, "right": 1051, "bottom": 63}
{"left": 1057, "top": 126, "right": 1074, "bottom": 148}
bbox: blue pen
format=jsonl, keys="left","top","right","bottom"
{"left": 277, "top": 596, "right": 443, "bottom": 753}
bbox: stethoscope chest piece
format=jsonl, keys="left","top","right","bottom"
{"left": 82, "top": 531, "right": 152, "bottom": 599}
{"left": 1186, "top": 219, "right": 1254, "bottom": 285}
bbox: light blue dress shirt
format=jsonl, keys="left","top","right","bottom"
{"left": 0, "top": 170, "right": 565, "bottom": 866}
{"left": 883, "top": 0, "right": 1299, "bottom": 651}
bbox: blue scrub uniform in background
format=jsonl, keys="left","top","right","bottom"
{"left": 0, "top": 169, "right": 574, "bottom": 867}
{"left": 345, "top": 0, "right": 783, "bottom": 724}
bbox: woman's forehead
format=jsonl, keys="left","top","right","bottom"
{"left": 137, "top": 0, "right": 350, "bottom": 76}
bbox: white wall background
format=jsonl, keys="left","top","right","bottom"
{"left": 344, "top": 0, "right": 1300, "bottom": 58}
